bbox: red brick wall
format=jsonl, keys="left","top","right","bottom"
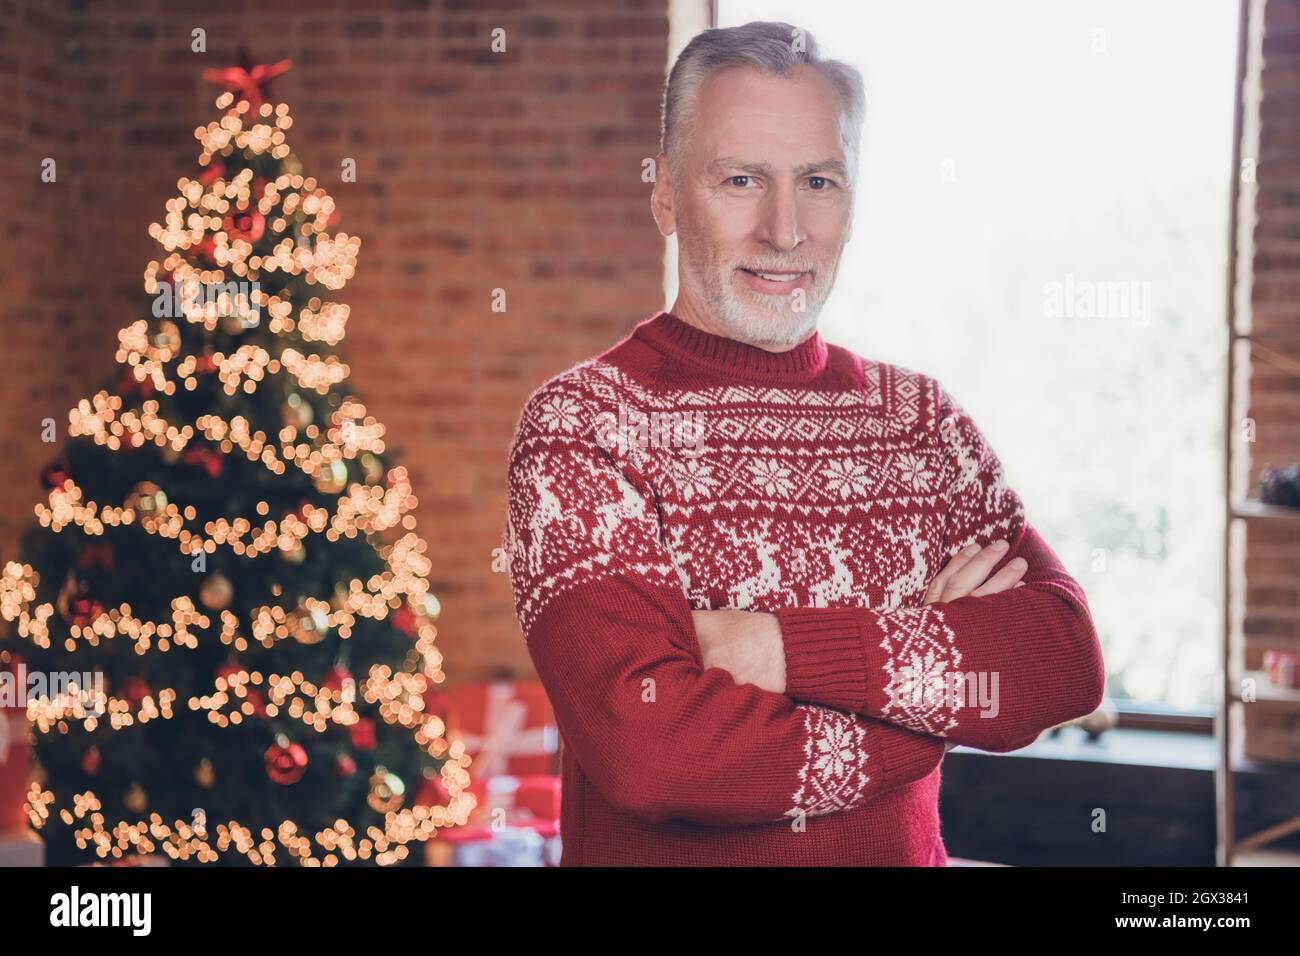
{"left": 1241, "top": 0, "right": 1300, "bottom": 667}
{"left": 1234, "top": 0, "right": 1300, "bottom": 762}
{"left": 0, "top": 0, "right": 671, "bottom": 681}
{"left": 0, "top": 0, "right": 90, "bottom": 591}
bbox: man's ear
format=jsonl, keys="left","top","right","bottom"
{"left": 650, "top": 154, "right": 677, "bottom": 237}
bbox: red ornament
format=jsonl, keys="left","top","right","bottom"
{"left": 120, "top": 677, "right": 151, "bottom": 707}
{"left": 183, "top": 446, "right": 224, "bottom": 479}
{"left": 117, "top": 367, "right": 155, "bottom": 399}
{"left": 223, "top": 209, "right": 265, "bottom": 244}
{"left": 350, "top": 717, "right": 377, "bottom": 751}
{"left": 40, "top": 458, "right": 71, "bottom": 491}
{"left": 391, "top": 605, "right": 416, "bottom": 637}
{"left": 265, "top": 741, "right": 308, "bottom": 785}
{"left": 215, "top": 662, "right": 243, "bottom": 685}
{"left": 334, "top": 754, "right": 357, "bottom": 777}
{"left": 215, "top": 663, "right": 265, "bottom": 716}
{"left": 193, "top": 235, "right": 217, "bottom": 265}
{"left": 69, "top": 595, "right": 104, "bottom": 628}
{"left": 81, "top": 747, "right": 102, "bottom": 776}
{"left": 77, "top": 541, "right": 116, "bottom": 572}
{"left": 198, "top": 161, "right": 225, "bottom": 186}
{"left": 323, "top": 666, "right": 355, "bottom": 700}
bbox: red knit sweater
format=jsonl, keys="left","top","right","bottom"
{"left": 504, "top": 310, "right": 1105, "bottom": 866}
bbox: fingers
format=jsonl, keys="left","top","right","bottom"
{"left": 969, "top": 556, "right": 1028, "bottom": 597}
{"left": 923, "top": 542, "right": 982, "bottom": 604}
{"left": 937, "top": 539, "right": 1009, "bottom": 601}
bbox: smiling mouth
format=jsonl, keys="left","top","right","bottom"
{"left": 735, "top": 267, "right": 812, "bottom": 295}
{"left": 739, "top": 268, "right": 808, "bottom": 281}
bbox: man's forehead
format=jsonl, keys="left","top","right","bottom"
{"left": 697, "top": 63, "right": 840, "bottom": 107}
{"left": 690, "top": 66, "right": 851, "bottom": 167}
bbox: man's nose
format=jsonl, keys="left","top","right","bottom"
{"left": 756, "top": 184, "right": 804, "bottom": 253}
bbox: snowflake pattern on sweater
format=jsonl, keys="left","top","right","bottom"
{"left": 787, "top": 706, "right": 871, "bottom": 818}
{"left": 503, "top": 312, "right": 1101, "bottom": 864}
{"left": 509, "top": 356, "right": 1019, "bottom": 627}
{"left": 506, "top": 367, "right": 903, "bottom": 821}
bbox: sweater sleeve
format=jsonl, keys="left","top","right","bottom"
{"left": 775, "top": 384, "right": 1106, "bottom": 753}
{"left": 505, "top": 378, "right": 945, "bottom": 827}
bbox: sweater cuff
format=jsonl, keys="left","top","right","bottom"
{"left": 774, "top": 607, "right": 870, "bottom": 713}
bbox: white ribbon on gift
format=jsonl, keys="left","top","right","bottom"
{"left": 458, "top": 682, "right": 557, "bottom": 781}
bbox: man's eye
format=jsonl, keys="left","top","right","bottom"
{"left": 728, "top": 175, "right": 751, "bottom": 188}
{"left": 808, "top": 176, "right": 830, "bottom": 190}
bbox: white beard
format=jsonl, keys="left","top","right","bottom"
{"left": 675, "top": 221, "right": 835, "bottom": 350}
{"left": 686, "top": 262, "right": 827, "bottom": 350}
{"left": 713, "top": 282, "right": 822, "bottom": 349}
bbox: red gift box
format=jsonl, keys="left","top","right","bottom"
{"left": 470, "top": 773, "right": 560, "bottom": 836}
{"left": 513, "top": 774, "right": 561, "bottom": 834}
{"left": 1, "top": 664, "right": 32, "bottom": 832}
{"left": 445, "top": 680, "right": 558, "bottom": 781}
{"left": 422, "top": 680, "right": 561, "bottom": 866}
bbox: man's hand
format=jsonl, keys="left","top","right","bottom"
{"left": 692, "top": 539, "right": 1028, "bottom": 691}
{"left": 923, "top": 538, "right": 1027, "bottom": 605}
{"left": 691, "top": 608, "right": 786, "bottom": 693}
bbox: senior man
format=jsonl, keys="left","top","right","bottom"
{"left": 503, "top": 21, "right": 1104, "bottom": 866}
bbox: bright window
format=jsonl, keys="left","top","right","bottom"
{"left": 715, "top": 0, "right": 1240, "bottom": 710}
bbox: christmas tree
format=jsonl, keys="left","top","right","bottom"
{"left": 0, "top": 58, "right": 475, "bottom": 865}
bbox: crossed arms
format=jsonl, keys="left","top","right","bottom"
{"left": 696, "top": 521, "right": 1104, "bottom": 754}
{"left": 504, "top": 380, "right": 1105, "bottom": 826}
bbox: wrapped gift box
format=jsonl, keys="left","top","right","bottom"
{"left": 441, "top": 680, "right": 559, "bottom": 780}
{"left": 1, "top": 665, "right": 32, "bottom": 832}
{"left": 420, "top": 680, "right": 562, "bottom": 866}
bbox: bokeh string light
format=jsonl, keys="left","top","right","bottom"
{"left": 32, "top": 471, "right": 417, "bottom": 557}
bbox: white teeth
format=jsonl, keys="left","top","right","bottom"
{"left": 756, "top": 272, "right": 799, "bottom": 281}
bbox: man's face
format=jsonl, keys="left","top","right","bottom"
{"left": 655, "top": 64, "right": 855, "bottom": 350}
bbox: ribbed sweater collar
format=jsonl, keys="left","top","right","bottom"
{"left": 630, "top": 310, "right": 830, "bottom": 384}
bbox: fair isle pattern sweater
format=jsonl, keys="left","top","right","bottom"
{"left": 504, "top": 311, "right": 1105, "bottom": 866}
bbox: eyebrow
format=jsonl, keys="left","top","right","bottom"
{"left": 708, "top": 157, "right": 850, "bottom": 180}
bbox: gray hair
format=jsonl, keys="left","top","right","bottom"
{"left": 660, "top": 21, "right": 865, "bottom": 176}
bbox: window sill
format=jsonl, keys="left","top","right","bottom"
{"left": 948, "top": 724, "right": 1217, "bottom": 771}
